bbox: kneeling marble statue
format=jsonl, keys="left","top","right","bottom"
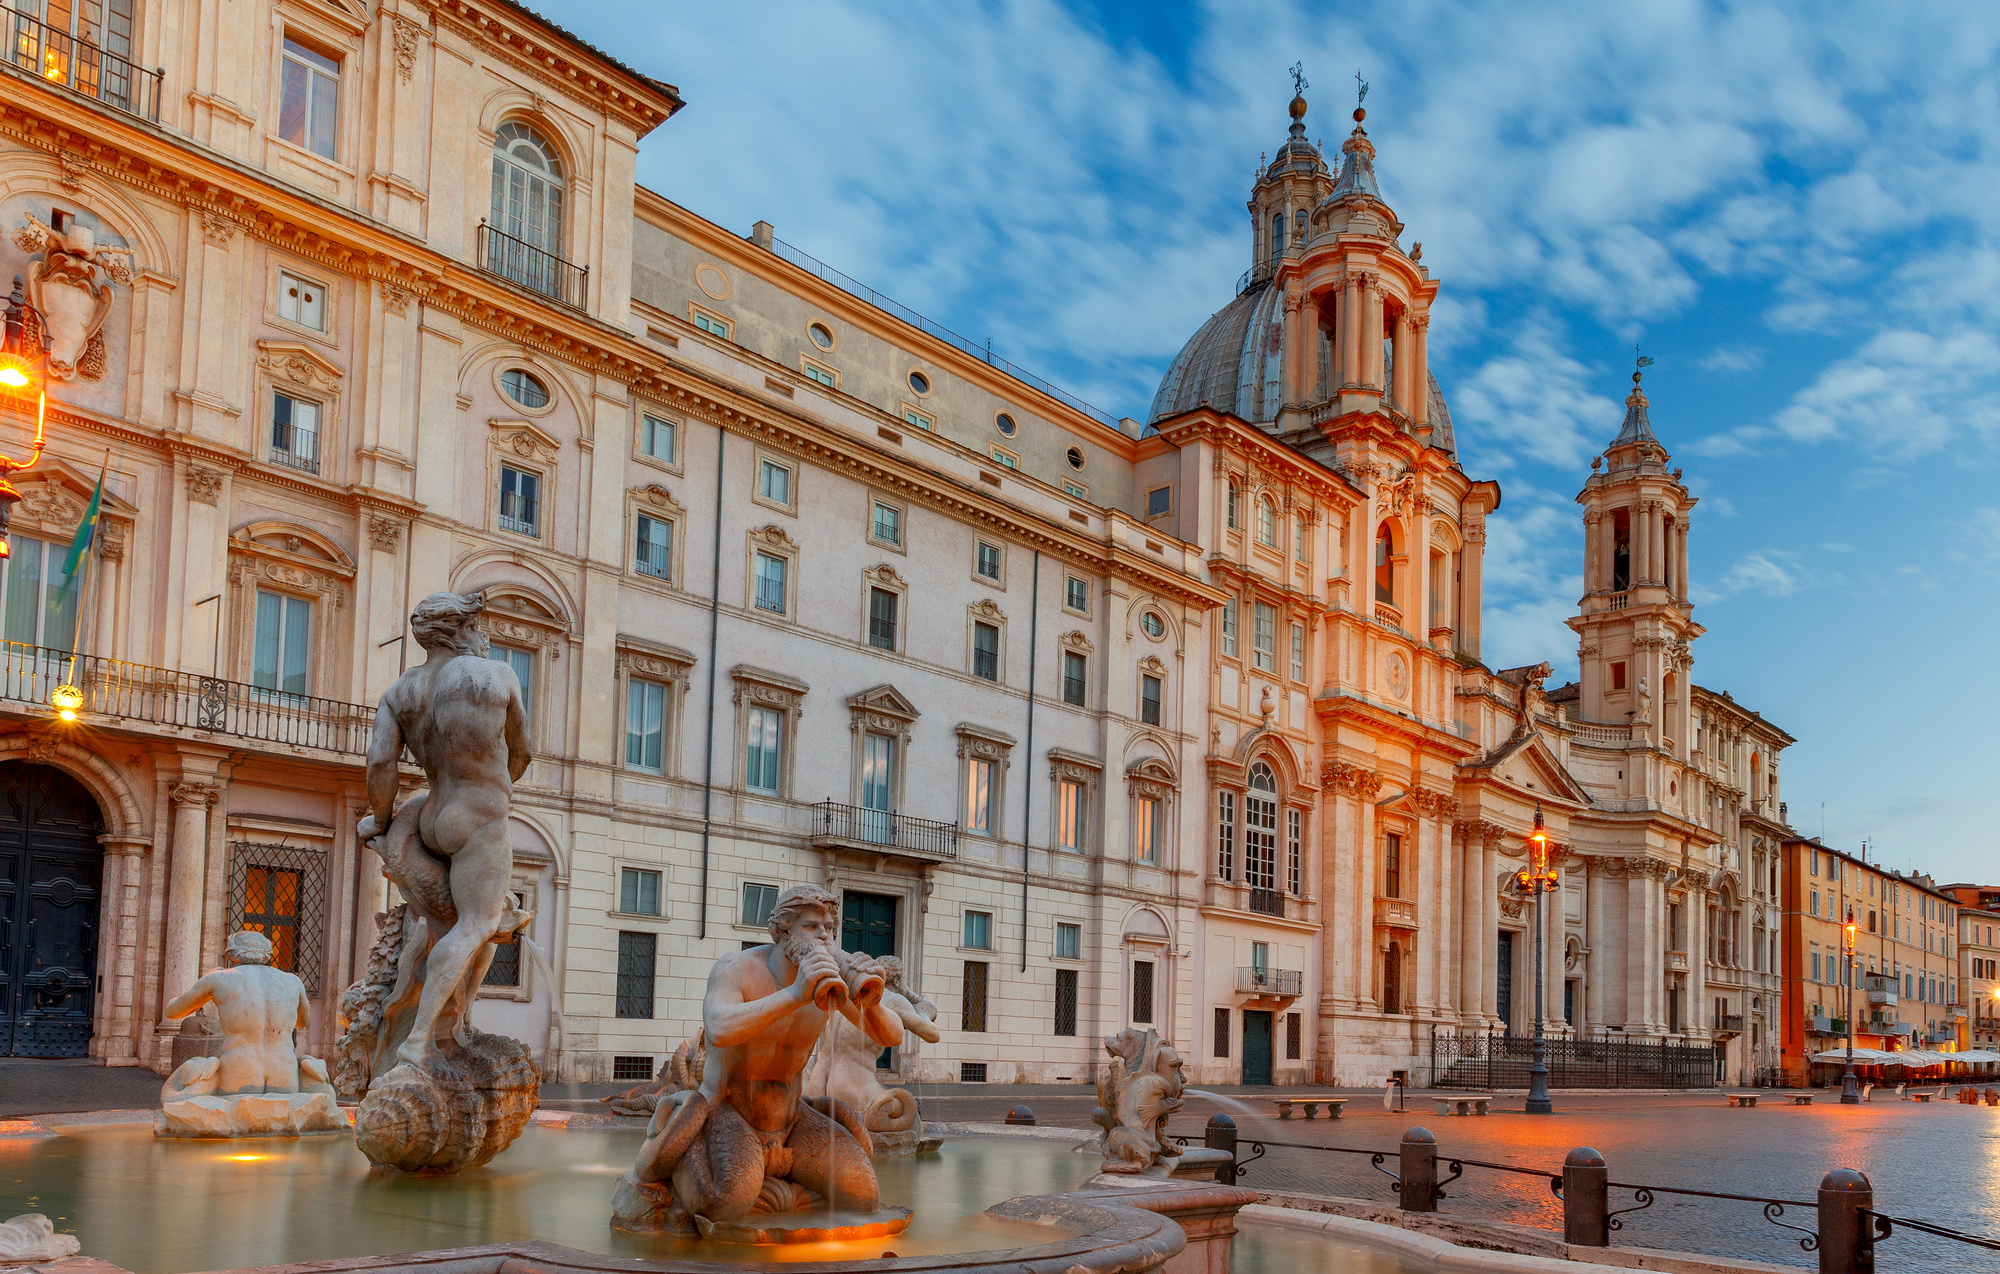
{"left": 613, "top": 884, "right": 907, "bottom": 1241}
{"left": 155, "top": 930, "right": 346, "bottom": 1138}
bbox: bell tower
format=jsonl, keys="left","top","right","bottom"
{"left": 1247, "top": 68, "right": 1333, "bottom": 290}
{"left": 1568, "top": 365, "right": 1704, "bottom": 751}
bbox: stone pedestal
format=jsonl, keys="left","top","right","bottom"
{"left": 1078, "top": 1176, "right": 1259, "bottom": 1274}
{"left": 155, "top": 1092, "right": 347, "bottom": 1138}
{"left": 353, "top": 1032, "right": 538, "bottom": 1174}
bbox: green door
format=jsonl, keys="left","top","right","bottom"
{"left": 1241, "top": 1010, "right": 1274, "bottom": 1085}
{"left": 841, "top": 892, "right": 898, "bottom": 957}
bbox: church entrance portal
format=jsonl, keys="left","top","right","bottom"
{"left": 0, "top": 762, "right": 105, "bottom": 1057}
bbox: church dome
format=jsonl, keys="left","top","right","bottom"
{"left": 1148, "top": 276, "right": 1288, "bottom": 425}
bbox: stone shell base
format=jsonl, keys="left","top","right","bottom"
{"left": 153, "top": 1093, "right": 349, "bottom": 1138}
{"left": 353, "top": 1033, "right": 538, "bottom": 1174}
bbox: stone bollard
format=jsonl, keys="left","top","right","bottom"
{"left": 1562, "top": 1146, "right": 1609, "bottom": 1246}
{"left": 1399, "top": 1126, "right": 1438, "bottom": 1213}
{"left": 1204, "top": 1112, "right": 1238, "bottom": 1184}
{"left": 1004, "top": 1105, "right": 1036, "bottom": 1126}
{"left": 1817, "top": 1168, "right": 1872, "bottom": 1274}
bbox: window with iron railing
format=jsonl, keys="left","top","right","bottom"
{"left": 634, "top": 514, "right": 671, "bottom": 580}
{"left": 269, "top": 393, "right": 320, "bottom": 473}
{"left": 1054, "top": 968, "right": 1078, "bottom": 1036}
{"left": 9, "top": 0, "right": 160, "bottom": 121}
{"left": 498, "top": 465, "right": 539, "bottom": 537}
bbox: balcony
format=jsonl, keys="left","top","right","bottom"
{"left": 1865, "top": 975, "right": 1898, "bottom": 1007}
{"left": 1235, "top": 966, "right": 1303, "bottom": 1000}
{"left": 808, "top": 799, "right": 957, "bottom": 860}
{"left": 6, "top": 11, "right": 162, "bottom": 122}
{"left": 1667, "top": 949, "right": 1689, "bottom": 973}
{"left": 1248, "top": 887, "right": 1286, "bottom": 918}
{"left": 1713, "top": 1014, "right": 1744, "bottom": 1038}
{"left": 0, "top": 640, "right": 374, "bottom": 755}
{"left": 478, "top": 220, "right": 589, "bottom": 311}
{"left": 1375, "top": 896, "right": 1417, "bottom": 930}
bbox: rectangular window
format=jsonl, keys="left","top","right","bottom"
{"left": 1611, "top": 660, "right": 1627, "bottom": 691}
{"left": 240, "top": 864, "right": 302, "bottom": 974}
{"left": 278, "top": 38, "right": 339, "bottom": 160}
{"left": 618, "top": 867, "right": 661, "bottom": 916}
{"left": 1058, "top": 779, "right": 1085, "bottom": 853}
{"left": 988, "top": 445, "right": 1018, "bottom": 470}
{"left": 962, "top": 961, "right": 989, "bottom": 1032}
{"left": 1287, "top": 808, "right": 1302, "bottom": 895}
{"left": 1214, "top": 1006, "right": 1230, "bottom": 1057}
{"left": 693, "top": 311, "right": 730, "bottom": 339}
{"left": 1252, "top": 941, "right": 1268, "bottom": 971}
{"left": 1290, "top": 622, "right": 1306, "bottom": 682}
{"left": 904, "top": 407, "right": 934, "bottom": 431}
{"left": 1066, "top": 576, "right": 1090, "bottom": 613}
{"left": 1221, "top": 597, "right": 1238, "bottom": 658}
{"left": 1054, "top": 968, "right": 1079, "bottom": 1036}
{"left": 1812, "top": 951, "right": 1822, "bottom": 982}
{"left": 1135, "top": 796, "right": 1160, "bottom": 864}
{"left": 975, "top": 541, "right": 1003, "bottom": 581}
{"left": 972, "top": 621, "right": 1000, "bottom": 681}
{"left": 640, "top": 414, "right": 677, "bottom": 463}
{"left": 802, "top": 362, "right": 837, "bottom": 389}
{"left": 1140, "top": 674, "right": 1161, "bottom": 725}
{"left": 1294, "top": 515, "right": 1308, "bottom": 561}
{"left": 744, "top": 705, "right": 782, "bottom": 794}
{"left": 759, "top": 459, "right": 792, "bottom": 505}
{"left": 754, "top": 551, "right": 787, "bottom": 614}
{"left": 490, "top": 645, "right": 534, "bottom": 730}
{"left": 1226, "top": 483, "right": 1239, "bottom": 530}
{"left": 634, "top": 513, "right": 672, "bottom": 580}
{"left": 1062, "top": 479, "right": 1087, "bottom": 500}
{"left": 964, "top": 757, "right": 994, "bottom": 833}
{"left": 1217, "top": 791, "right": 1235, "bottom": 882}
{"left": 1055, "top": 922, "right": 1080, "bottom": 960}
{"left": 269, "top": 393, "right": 320, "bottom": 473}
{"left": 1132, "top": 959, "right": 1154, "bottom": 1023}
{"left": 1062, "top": 651, "right": 1087, "bottom": 705}
{"left": 615, "top": 931, "right": 657, "bottom": 1019}
{"left": 1384, "top": 832, "right": 1402, "bottom": 899}
{"left": 498, "top": 465, "right": 540, "bottom": 536}
{"left": 484, "top": 930, "right": 521, "bottom": 987}
{"left": 625, "top": 678, "right": 666, "bottom": 772}
{"left": 1286, "top": 1011, "right": 1302, "bottom": 1060}
{"left": 0, "top": 536, "right": 75, "bottom": 648}
{"left": 1252, "top": 602, "right": 1276, "bottom": 671}
{"left": 962, "top": 910, "right": 991, "bottom": 950}
{"left": 868, "top": 587, "right": 899, "bottom": 651}
{"left": 1146, "top": 485, "right": 1171, "bottom": 517}
{"left": 276, "top": 272, "right": 325, "bottom": 330}
{"left": 871, "top": 501, "right": 903, "bottom": 547}
{"left": 740, "top": 881, "right": 778, "bottom": 928}
{"left": 252, "top": 590, "right": 312, "bottom": 695}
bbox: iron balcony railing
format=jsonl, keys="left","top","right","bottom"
{"left": 809, "top": 799, "right": 957, "bottom": 859}
{"left": 8, "top": 10, "right": 161, "bottom": 122}
{"left": 478, "top": 220, "right": 588, "bottom": 311}
{"left": 0, "top": 640, "right": 374, "bottom": 755}
{"left": 1235, "top": 966, "right": 1303, "bottom": 996}
{"left": 1248, "top": 887, "right": 1287, "bottom": 917}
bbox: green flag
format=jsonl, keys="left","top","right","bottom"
{"left": 60, "top": 461, "right": 105, "bottom": 583}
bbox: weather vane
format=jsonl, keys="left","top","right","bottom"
{"left": 1355, "top": 71, "right": 1369, "bottom": 104}
{"left": 1289, "top": 62, "right": 1307, "bottom": 97}
{"left": 1635, "top": 345, "right": 1655, "bottom": 371}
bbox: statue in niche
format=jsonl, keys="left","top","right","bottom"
{"left": 154, "top": 930, "right": 346, "bottom": 1137}
{"left": 613, "top": 884, "right": 909, "bottom": 1242}
{"left": 804, "top": 954, "right": 941, "bottom": 1154}
{"left": 337, "top": 591, "right": 540, "bottom": 1174}
{"left": 12, "top": 209, "right": 132, "bottom": 381}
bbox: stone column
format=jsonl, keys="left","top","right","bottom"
{"left": 1623, "top": 865, "right": 1647, "bottom": 1033}
{"left": 1460, "top": 526, "right": 1486, "bottom": 659}
{"left": 1391, "top": 307, "right": 1412, "bottom": 410}
{"left": 1676, "top": 519, "right": 1690, "bottom": 601}
{"left": 1356, "top": 785, "right": 1378, "bottom": 1011}
{"left": 162, "top": 782, "right": 218, "bottom": 1015}
{"left": 96, "top": 836, "right": 149, "bottom": 1063}
{"left": 1455, "top": 824, "right": 1482, "bottom": 1024}
{"left": 1339, "top": 274, "right": 1362, "bottom": 387}
{"left": 1632, "top": 504, "right": 1649, "bottom": 588}
{"left": 1363, "top": 278, "right": 1384, "bottom": 390}
{"left": 1545, "top": 857, "right": 1564, "bottom": 1031}
{"left": 1583, "top": 858, "right": 1607, "bottom": 1034}
{"left": 1409, "top": 315, "right": 1430, "bottom": 430}
{"left": 89, "top": 845, "right": 121, "bottom": 1058}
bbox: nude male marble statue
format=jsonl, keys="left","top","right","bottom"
{"left": 154, "top": 930, "right": 344, "bottom": 1137}
{"left": 614, "top": 884, "right": 906, "bottom": 1237}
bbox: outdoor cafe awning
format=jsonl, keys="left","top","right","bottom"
{"left": 1811, "top": 1048, "right": 1897, "bottom": 1063}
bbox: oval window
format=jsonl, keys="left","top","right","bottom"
{"left": 1141, "top": 612, "right": 1165, "bottom": 639}
{"left": 995, "top": 411, "right": 1017, "bottom": 437}
{"left": 502, "top": 368, "right": 549, "bottom": 409}
{"left": 1066, "top": 446, "right": 1085, "bottom": 470}
{"left": 809, "top": 322, "right": 834, "bottom": 349}
{"left": 908, "top": 370, "right": 931, "bottom": 395}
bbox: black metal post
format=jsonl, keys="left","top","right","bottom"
{"left": 1204, "top": 1112, "right": 1237, "bottom": 1184}
{"left": 1562, "top": 1146, "right": 1609, "bottom": 1246}
{"left": 1817, "top": 1168, "right": 1871, "bottom": 1274}
{"left": 1528, "top": 882, "right": 1553, "bottom": 1114}
{"left": 1841, "top": 938, "right": 1859, "bottom": 1104}
{"left": 1399, "top": 1126, "right": 1437, "bottom": 1213}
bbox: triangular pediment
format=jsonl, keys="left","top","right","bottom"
{"left": 11, "top": 458, "right": 136, "bottom": 525}
{"left": 1467, "top": 730, "right": 1592, "bottom": 806}
{"left": 848, "top": 684, "right": 919, "bottom": 723}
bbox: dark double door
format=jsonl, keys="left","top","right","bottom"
{"left": 1241, "top": 1009, "right": 1274, "bottom": 1085}
{"left": 841, "top": 891, "right": 898, "bottom": 1068}
{"left": 0, "top": 763, "right": 105, "bottom": 1057}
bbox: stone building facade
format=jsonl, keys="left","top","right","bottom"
{"left": 0, "top": 7, "right": 1831, "bottom": 1087}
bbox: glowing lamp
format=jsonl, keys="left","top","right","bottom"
{"left": 49, "top": 683, "right": 81, "bottom": 722}
{"left": 0, "top": 353, "right": 32, "bottom": 388}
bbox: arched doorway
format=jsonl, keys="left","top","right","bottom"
{"left": 0, "top": 762, "right": 105, "bottom": 1057}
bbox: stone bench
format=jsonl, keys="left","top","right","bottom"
{"left": 1270, "top": 1097, "right": 1345, "bottom": 1119}
{"left": 1908, "top": 1088, "right": 1937, "bottom": 1102}
{"left": 1789, "top": 1094, "right": 1813, "bottom": 1105}
{"left": 1429, "top": 1095, "right": 1492, "bottom": 1116}
{"left": 1726, "top": 1093, "right": 1759, "bottom": 1107}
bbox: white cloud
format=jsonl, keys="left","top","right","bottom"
{"left": 1700, "top": 345, "right": 1764, "bottom": 373}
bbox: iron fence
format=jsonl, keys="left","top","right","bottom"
{"left": 809, "top": 799, "right": 957, "bottom": 858}
{"left": 226, "top": 842, "right": 329, "bottom": 997}
{"left": 0, "top": 640, "right": 375, "bottom": 755}
{"left": 1430, "top": 1026, "right": 1720, "bottom": 1090}
{"left": 478, "top": 219, "right": 588, "bottom": 311}
{"left": 7, "top": 9, "right": 161, "bottom": 121}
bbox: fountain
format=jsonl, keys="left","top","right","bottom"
{"left": 804, "top": 954, "right": 941, "bottom": 1155}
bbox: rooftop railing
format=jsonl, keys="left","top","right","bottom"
{"left": 0, "top": 640, "right": 375, "bottom": 755}
{"left": 7, "top": 11, "right": 161, "bottom": 122}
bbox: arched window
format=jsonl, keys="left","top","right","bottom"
{"left": 1257, "top": 497, "right": 1276, "bottom": 546}
{"left": 1245, "top": 763, "right": 1278, "bottom": 894}
{"left": 1374, "top": 522, "right": 1395, "bottom": 605}
{"left": 489, "top": 121, "right": 567, "bottom": 297}
{"left": 1270, "top": 213, "right": 1284, "bottom": 266}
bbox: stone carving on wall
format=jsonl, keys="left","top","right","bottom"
{"left": 749, "top": 524, "right": 796, "bottom": 551}
{"left": 13, "top": 210, "right": 133, "bottom": 381}
{"left": 16, "top": 481, "right": 81, "bottom": 530}
{"left": 383, "top": 283, "right": 414, "bottom": 316}
{"left": 368, "top": 515, "right": 404, "bottom": 551}
{"left": 1137, "top": 654, "right": 1167, "bottom": 677}
{"left": 199, "top": 209, "right": 239, "bottom": 246}
{"left": 56, "top": 151, "right": 88, "bottom": 192}
{"left": 1126, "top": 758, "right": 1175, "bottom": 803}
{"left": 616, "top": 639, "right": 694, "bottom": 688}
{"left": 1322, "top": 759, "right": 1382, "bottom": 797}
{"left": 392, "top": 16, "right": 421, "bottom": 80}
{"left": 861, "top": 562, "right": 905, "bottom": 589}
{"left": 185, "top": 465, "right": 224, "bottom": 506}
{"left": 955, "top": 724, "right": 1013, "bottom": 762}
{"left": 256, "top": 343, "right": 341, "bottom": 393}
{"left": 970, "top": 597, "right": 1004, "bottom": 622}
{"left": 632, "top": 483, "right": 681, "bottom": 511}
{"left": 1059, "top": 629, "right": 1094, "bottom": 654}
{"left": 847, "top": 684, "right": 918, "bottom": 740}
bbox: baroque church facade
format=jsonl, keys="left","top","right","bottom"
{"left": 0, "top": 3, "right": 1786, "bottom": 1088}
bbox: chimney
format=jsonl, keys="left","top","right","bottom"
{"left": 750, "top": 221, "right": 775, "bottom": 250}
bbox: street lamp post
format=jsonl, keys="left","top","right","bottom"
{"left": 1840, "top": 907, "right": 1859, "bottom": 1104}
{"left": 1513, "top": 806, "right": 1561, "bottom": 1115}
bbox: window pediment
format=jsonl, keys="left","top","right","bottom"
{"left": 1126, "top": 757, "right": 1176, "bottom": 800}
{"left": 631, "top": 483, "right": 682, "bottom": 513}
{"left": 1048, "top": 746, "right": 1102, "bottom": 783}
{"left": 1137, "top": 654, "right": 1167, "bottom": 677}
{"left": 228, "top": 520, "right": 354, "bottom": 605}
{"left": 969, "top": 597, "right": 1005, "bottom": 622}
{"left": 862, "top": 563, "right": 906, "bottom": 589}
{"left": 255, "top": 340, "right": 343, "bottom": 393}
{"left": 1059, "top": 630, "right": 1093, "bottom": 655}
{"left": 749, "top": 524, "right": 797, "bottom": 552}
{"left": 479, "top": 588, "right": 568, "bottom": 652}
{"left": 490, "top": 418, "right": 561, "bottom": 463}
{"left": 7, "top": 464, "right": 136, "bottom": 547}
{"left": 731, "top": 664, "right": 807, "bottom": 711}
{"left": 955, "top": 722, "right": 1015, "bottom": 761}
{"left": 616, "top": 633, "right": 695, "bottom": 686}
{"left": 849, "top": 684, "right": 919, "bottom": 737}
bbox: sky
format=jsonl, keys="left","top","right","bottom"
{"left": 552, "top": 1, "right": 2000, "bottom": 883}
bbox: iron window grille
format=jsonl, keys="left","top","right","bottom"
{"left": 868, "top": 587, "right": 898, "bottom": 650}
{"left": 483, "top": 932, "right": 521, "bottom": 987}
{"left": 1054, "top": 968, "right": 1078, "bottom": 1036}
{"left": 1286, "top": 1011, "right": 1302, "bottom": 1060}
{"left": 1140, "top": 674, "right": 1161, "bottom": 725}
{"left": 615, "top": 931, "right": 657, "bottom": 1018}
{"left": 972, "top": 622, "right": 999, "bottom": 680}
{"left": 1214, "top": 1006, "right": 1230, "bottom": 1057}
{"left": 1133, "top": 959, "right": 1154, "bottom": 1023}
{"left": 634, "top": 515, "right": 671, "bottom": 580}
{"left": 959, "top": 1062, "right": 987, "bottom": 1082}
{"left": 1061, "top": 651, "right": 1086, "bottom": 705}
{"left": 962, "top": 960, "right": 989, "bottom": 1032}
{"left": 226, "top": 842, "right": 328, "bottom": 998}
{"left": 499, "top": 465, "right": 540, "bottom": 537}
{"left": 612, "top": 1055, "right": 654, "bottom": 1081}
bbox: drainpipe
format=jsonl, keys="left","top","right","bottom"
{"left": 697, "top": 428, "right": 726, "bottom": 939}
{"left": 1020, "top": 551, "right": 1040, "bottom": 973}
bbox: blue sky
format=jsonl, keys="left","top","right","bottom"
{"left": 559, "top": 1, "right": 2000, "bottom": 883}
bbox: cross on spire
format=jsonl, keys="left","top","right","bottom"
{"left": 1355, "top": 71, "right": 1369, "bottom": 104}
{"left": 1289, "top": 62, "right": 1307, "bottom": 97}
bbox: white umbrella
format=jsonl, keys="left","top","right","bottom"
{"left": 1811, "top": 1048, "right": 1893, "bottom": 1063}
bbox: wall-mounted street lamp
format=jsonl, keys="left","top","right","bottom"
{"left": 0, "top": 274, "right": 53, "bottom": 560}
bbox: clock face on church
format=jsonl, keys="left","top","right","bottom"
{"left": 1384, "top": 651, "right": 1409, "bottom": 699}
